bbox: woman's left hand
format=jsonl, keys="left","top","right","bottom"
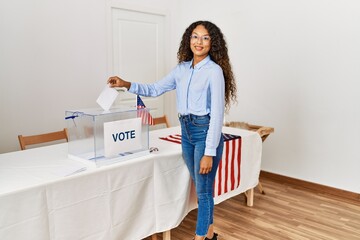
{"left": 199, "top": 155, "right": 213, "bottom": 174}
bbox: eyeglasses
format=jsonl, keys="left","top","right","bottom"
{"left": 190, "top": 34, "right": 211, "bottom": 43}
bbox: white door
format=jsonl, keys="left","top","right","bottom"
{"left": 111, "top": 8, "right": 166, "bottom": 117}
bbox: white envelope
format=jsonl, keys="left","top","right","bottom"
{"left": 96, "top": 85, "right": 119, "bottom": 111}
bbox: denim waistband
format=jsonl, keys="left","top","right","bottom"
{"left": 178, "top": 113, "right": 210, "bottom": 120}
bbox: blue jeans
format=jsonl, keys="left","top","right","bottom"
{"left": 179, "top": 114, "right": 224, "bottom": 236}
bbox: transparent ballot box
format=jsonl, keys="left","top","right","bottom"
{"left": 65, "top": 106, "right": 150, "bottom": 167}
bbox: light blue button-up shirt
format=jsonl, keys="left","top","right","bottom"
{"left": 129, "top": 55, "right": 225, "bottom": 156}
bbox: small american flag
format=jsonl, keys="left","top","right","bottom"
{"left": 137, "top": 95, "right": 154, "bottom": 125}
{"left": 159, "top": 133, "right": 242, "bottom": 197}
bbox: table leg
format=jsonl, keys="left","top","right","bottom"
{"left": 257, "top": 182, "right": 265, "bottom": 194}
{"left": 245, "top": 188, "right": 254, "bottom": 206}
{"left": 163, "top": 230, "right": 171, "bottom": 240}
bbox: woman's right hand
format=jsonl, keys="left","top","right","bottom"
{"left": 107, "top": 76, "right": 131, "bottom": 90}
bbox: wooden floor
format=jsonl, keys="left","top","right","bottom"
{"left": 150, "top": 177, "right": 360, "bottom": 240}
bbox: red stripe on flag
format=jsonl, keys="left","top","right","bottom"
{"left": 159, "top": 134, "right": 181, "bottom": 144}
{"left": 230, "top": 139, "right": 236, "bottom": 191}
{"left": 137, "top": 108, "right": 154, "bottom": 125}
{"left": 237, "top": 138, "right": 242, "bottom": 188}
{"left": 224, "top": 141, "right": 229, "bottom": 194}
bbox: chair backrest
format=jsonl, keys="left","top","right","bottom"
{"left": 153, "top": 115, "right": 170, "bottom": 128}
{"left": 18, "top": 128, "right": 69, "bottom": 150}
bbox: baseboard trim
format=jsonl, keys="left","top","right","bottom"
{"left": 260, "top": 171, "right": 360, "bottom": 203}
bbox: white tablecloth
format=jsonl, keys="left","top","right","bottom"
{"left": 0, "top": 126, "right": 261, "bottom": 240}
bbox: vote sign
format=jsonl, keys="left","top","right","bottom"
{"left": 104, "top": 118, "right": 142, "bottom": 157}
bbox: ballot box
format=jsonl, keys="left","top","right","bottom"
{"left": 65, "top": 106, "right": 150, "bottom": 167}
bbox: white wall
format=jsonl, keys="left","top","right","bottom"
{"left": 176, "top": 0, "right": 360, "bottom": 193}
{"left": 0, "top": 0, "right": 175, "bottom": 153}
{"left": 0, "top": 0, "right": 107, "bottom": 152}
{"left": 1, "top": 0, "right": 359, "bottom": 194}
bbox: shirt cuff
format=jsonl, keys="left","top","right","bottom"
{"left": 128, "top": 83, "right": 137, "bottom": 93}
{"left": 205, "top": 148, "right": 217, "bottom": 157}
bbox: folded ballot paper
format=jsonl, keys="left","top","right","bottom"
{"left": 96, "top": 85, "right": 119, "bottom": 111}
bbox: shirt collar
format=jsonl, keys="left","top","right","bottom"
{"left": 190, "top": 55, "right": 211, "bottom": 69}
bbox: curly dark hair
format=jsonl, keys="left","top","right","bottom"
{"left": 177, "top": 20, "right": 237, "bottom": 111}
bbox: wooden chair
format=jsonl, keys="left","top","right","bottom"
{"left": 153, "top": 115, "right": 170, "bottom": 128}
{"left": 225, "top": 121, "right": 274, "bottom": 194}
{"left": 18, "top": 128, "right": 69, "bottom": 150}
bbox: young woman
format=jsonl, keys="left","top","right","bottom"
{"left": 107, "top": 20, "right": 237, "bottom": 240}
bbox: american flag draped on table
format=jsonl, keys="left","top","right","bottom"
{"left": 137, "top": 95, "right": 154, "bottom": 125}
{"left": 159, "top": 133, "right": 242, "bottom": 197}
